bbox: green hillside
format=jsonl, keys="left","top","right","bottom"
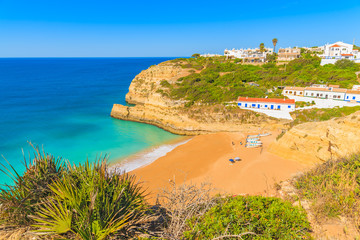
{"left": 159, "top": 56, "right": 359, "bottom": 106}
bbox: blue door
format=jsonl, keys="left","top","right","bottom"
{"left": 245, "top": 103, "right": 247, "bottom": 107}
{"left": 271, "top": 105, "right": 274, "bottom": 109}
{"left": 257, "top": 104, "right": 260, "bottom": 108}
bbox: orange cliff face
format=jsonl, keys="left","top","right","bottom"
{"left": 269, "top": 111, "right": 360, "bottom": 164}
{"left": 110, "top": 61, "right": 286, "bottom": 135}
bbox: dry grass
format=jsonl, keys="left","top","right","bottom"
{"left": 154, "top": 181, "right": 218, "bottom": 240}
{"left": 293, "top": 154, "right": 360, "bottom": 228}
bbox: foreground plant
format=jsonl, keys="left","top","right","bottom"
{"left": 0, "top": 145, "right": 65, "bottom": 226}
{"left": 184, "top": 195, "right": 311, "bottom": 239}
{"left": 294, "top": 154, "right": 360, "bottom": 225}
{"left": 31, "top": 159, "right": 148, "bottom": 239}
{"left": 156, "top": 181, "right": 217, "bottom": 240}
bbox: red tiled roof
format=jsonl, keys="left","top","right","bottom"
{"left": 341, "top": 54, "right": 353, "bottom": 56}
{"left": 238, "top": 97, "right": 295, "bottom": 104}
{"left": 331, "top": 44, "right": 341, "bottom": 47}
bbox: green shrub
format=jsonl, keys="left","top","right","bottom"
{"left": 160, "top": 79, "right": 171, "bottom": 88}
{"left": 0, "top": 145, "right": 65, "bottom": 226}
{"left": 32, "top": 159, "right": 147, "bottom": 239}
{"left": 294, "top": 155, "right": 360, "bottom": 223}
{"left": 166, "top": 55, "right": 359, "bottom": 104}
{"left": 292, "top": 106, "right": 360, "bottom": 125}
{"left": 335, "top": 59, "right": 359, "bottom": 70}
{"left": 184, "top": 195, "right": 311, "bottom": 239}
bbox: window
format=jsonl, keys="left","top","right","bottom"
{"left": 347, "top": 96, "right": 349, "bottom": 99}
{"left": 285, "top": 91, "right": 288, "bottom": 93}
{"left": 288, "top": 105, "right": 291, "bottom": 108}
{"left": 311, "top": 93, "right": 314, "bottom": 96}
{"left": 238, "top": 103, "right": 242, "bottom": 106}
{"left": 265, "top": 105, "right": 268, "bottom": 108}
{"left": 299, "top": 92, "right": 303, "bottom": 94}
{"left": 338, "top": 96, "right": 341, "bottom": 99}
{"left": 353, "top": 96, "right": 356, "bottom": 100}
{"left": 289, "top": 91, "right": 292, "bottom": 94}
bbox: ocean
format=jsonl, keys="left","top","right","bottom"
{"left": 0, "top": 58, "right": 182, "bottom": 185}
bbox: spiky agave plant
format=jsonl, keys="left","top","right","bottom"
{"left": 32, "top": 158, "right": 148, "bottom": 240}
{"left": 0, "top": 144, "right": 65, "bottom": 226}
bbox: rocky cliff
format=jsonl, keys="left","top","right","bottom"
{"left": 111, "top": 61, "right": 285, "bottom": 135}
{"left": 269, "top": 111, "right": 360, "bottom": 164}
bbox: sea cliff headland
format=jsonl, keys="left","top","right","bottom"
{"left": 110, "top": 60, "right": 285, "bottom": 135}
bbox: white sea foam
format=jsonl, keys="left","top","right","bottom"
{"left": 110, "top": 138, "right": 191, "bottom": 174}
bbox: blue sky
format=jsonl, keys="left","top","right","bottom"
{"left": 1, "top": 0, "right": 360, "bottom": 57}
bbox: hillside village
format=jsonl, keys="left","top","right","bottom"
{"left": 213, "top": 41, "right": 360, "bottom": 119}
{"left": 223, "top": 41, "right": 360, "bottom": 65}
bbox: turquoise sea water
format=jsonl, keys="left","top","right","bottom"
{"left": 0, "top": 58, "right": 180, "bottom": 184}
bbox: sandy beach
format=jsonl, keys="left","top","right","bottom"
{"left": 131, "top": 131, "right": 310, "bottom": 201}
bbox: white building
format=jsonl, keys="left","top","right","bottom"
{"left": 278, "top": 48, "right": 301, "bottom": 61}
{"left": 320, "top": 41, "right": 360, "bottom": 65}
{"left": 237, "top": 97, "right": 295, "bottom": 111}
{"left": 283, "top": 84, "right": 360, "bottom": 102}
{"left": 345, "top": 90, "right": 360, "bottom": 102}
{"left": 282, "top": 87, "right": 305, "bottom": 96}
{"left": 304, "top": 87, "right": 347, "bottom": 100}
{"left": 224, "top": 47, "right": 273, "bottom": 62}
{"left": 352, "top": 85, "right": 360, "bottom": 91}
{"left": 302, "top": 46, "right": 324, "bottom": 53}
{"left": 200, "top": 53, "right": 222, "bottom": 57}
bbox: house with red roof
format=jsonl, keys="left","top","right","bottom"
{"left": 320, "top": 41, "right": 360, "bottom": 65}
{"left": 237, "top": 97, "right": 295, "bottom": 111}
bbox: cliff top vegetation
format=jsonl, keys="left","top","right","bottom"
{"left": 157, "top": 56, "right": 359, "bottom": 106}
{"left": 293, "top": 154, "right": 360, "bottom": 231}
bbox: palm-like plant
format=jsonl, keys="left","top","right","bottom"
{"left": 272, "top": 38, "right": 278, "bottom": 53}
{"left": 32, "top": 159, "right": 147, "bottom": 240}
{"left": 259, "top": 43, "right": 265, "bottom": 53}
{"left": 0, "top": 145, "right": 65, "bottom": 226}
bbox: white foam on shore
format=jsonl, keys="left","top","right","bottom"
{"left": 110, "top": 138, "right": 191, "bottom": 174}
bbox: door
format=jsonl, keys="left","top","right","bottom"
{"left": 257, "top": 104, "right": 260, "bottom": 108}
{"left": 271, "top": 105, "right": 274, "bottom": 109}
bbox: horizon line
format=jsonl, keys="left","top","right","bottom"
{"left": 0, "top": 56, "right": 187, "bottom": 58}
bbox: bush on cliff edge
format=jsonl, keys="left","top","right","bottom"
{"left": 184, "top": 195, "right": 311, "bottom": 239}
